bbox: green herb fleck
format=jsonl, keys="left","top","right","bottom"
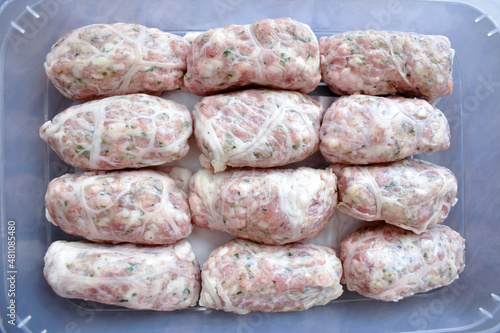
{"left": 126, "top": 263, "right": 138, "bottom": 272}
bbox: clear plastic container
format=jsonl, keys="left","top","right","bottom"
{"left": 1, "top": 0, "right": 499, "bottom": 332}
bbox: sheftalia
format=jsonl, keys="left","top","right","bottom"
{"left": 331, "top": 159, "right": 458, "bottom": 234}
{"left": 319, "top": 30, "right": 454, "bottom": 103}
{"left": 200, "top": 239, "right": 343, "bottom": 314}
{"left": 44, "top": 240, "right": 200, "bottom": 310}
{"left": 340, "top": 223, "right": 465, "bottom": 302}
{"left": 320, "top": 95, "right": 450, "bottom": 164}
{"left": 40, "top": 94, "right": 192, "bottom": 171}
{"left": 189, "top": 167, "right": 337, "bottom": 245}
{"left": 45, "top": 169, "right": 192, "bottom": 245}
{"left": 192, "top": 89, "right": 324, "bottom": 172}
{"left": 45, "top": 23, "right": 190, "bottom": 100}
{"left": 183, "top": 18, "right": 321, "bottom": 95}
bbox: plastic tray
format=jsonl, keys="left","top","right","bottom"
{"left": 1, "top": 0, "right": 500, "bottom": 332}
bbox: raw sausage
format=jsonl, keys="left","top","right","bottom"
{"left": 319, "top": 30, "right": 454, "bottom": 103}
{"left": 193, "top": 89, "right": 324, "bottom": 172}
{"left": 45, "top": 169, "right": 192, "bottom": 244}
{"left": 44, "top": 240, "right": 200, "bottom": 310}
{"left": 340, "top": 223, "right": 465, "bottom": 302}
{"left": 45, "top": 23, "right": 190, "bottom": 100}
{"left": 200, "top": 239, "right": 343, "bottom": 314}
{"left": 183, "top": 18, "right": 321, "bottom": 95}
{"left": 320, "top": 95, "right": 450, "bottom": 164}
{"left": 189, "top": 167, "right": 337, "bottom": 245}
{"left": 40, "top": 94, "right": 192, "bottom": 170}
{"left": 331, "top": 159, "right": 457, "bottom": 233}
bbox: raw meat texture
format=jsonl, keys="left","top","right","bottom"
{"left": 45, "top": 169, "right": 192, "bottom": 244}
{"left": 200, "top": 239, "right": 343, "bottom": 314}
{"left": 45, "top": 23, "right": 190, "bottom": 100}
{"left": 40, "top": 94, "right": 192, "bottom": 170}
{"left": 193, "top": 89, "right": 324, "bottom": 172}
{"left": 340, "top": 223, "right": 465, "bottom": 302}
{"left": 183, "top": 17, "right": 321, "bottom": 95}
{"left": 189, "top": 167, "right": 337, "bottom": 245}
{"left": 44, "top": 240, "right": 200, "bottom": 310}
{"left": 153, "top": 166, "right": 193, "bottom": 194}
{"left": 320, "top": 95, "right": 450, "bottom": 164}
{"left": 319, "top": 30, "right": 454, "bottom": 103}
{"left": 331, "top": 159, "right": 457, "bottom": 234}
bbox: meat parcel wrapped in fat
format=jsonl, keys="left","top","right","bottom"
{"left": 193, "top": 89, "right": 324, "bottom": 172}
{"left": 40, "top": 94, "right": 192, "bottom": 171}
{"left": 45, "top": 23, "right": 190, "bottom": 100}
{"left": 340, "top": 223, "right": 465, "bottom": 302}
{"left": 45, "top": 169, "right": 192, "bottom": 245}
{"left": 331, "top": 159, "right": 458, "bottom": 234}
{"left": 320, "top": 95, "right": 450, "bottom": 164}
{"left": 189, "top": 167, "right": 337, "bottom": 245}
{"left": 44, "top": 240, "right": 201, "bottom": 311}
{"left": 200, "top": 239, "right": 343, "bottom": 314}
{"left": 319, "top": 30, "right": 454, "bottom": 103}
{"left": 183, "top": 17, "right": 321, "bottom": 95}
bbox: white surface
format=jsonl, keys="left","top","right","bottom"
{"left": 446, "top": 0, "right": 500, "bottom": 26}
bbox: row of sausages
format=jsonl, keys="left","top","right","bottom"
{"left": 44, "top": 19, "right": 454, "bottom": 103}
{"left": 40, "top": 90, "right": 451, "bottom": 172}
{"left": 45, "top": 224, "right": 464, "bottom": 313}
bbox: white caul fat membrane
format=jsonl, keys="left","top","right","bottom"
{"left": 340, "top": 223, "right": 465, "bottom": 302}
{"left": 40, "top": 94, "right": 192, "bottom": 170}
{"left": 199, "top": 239, "right": 343, "bottom": 314}
{"left": 45, "top": 24, "right": 190, "bottom": 100}
{"left": 320, "top": 95, "right": 450, "bottom": 165}
{"left": 44, "top": 240, "right": 200, "bottom": 311}
{"left": 193, "top": 89, "right": 324, "bottom": 172}
{"left": 332, "top": 159, "right": 458, "bottom": 234}
{"left": 45, "top": 169, "right": 192, "bottom": 244}
{"left": 189, "top": 167, "right": 337, "bottom": 245}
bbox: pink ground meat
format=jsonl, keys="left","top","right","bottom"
{"left": 319, "top": 30, "right": 454, "bottom": 103}
{"left": 320, "top": 95, "right": 450, "bottom": 164}
{"left": 45, "top": 23, "right": 190, "bottom": 100}
{"left": 200, "top": 239, "right": 343, "bottom": 314}
{"left": 183, "top": 18, "right": 321, "bottom": 95}
{"left": 189, "top": 167, "right": 337, "bottom": 245}
{"left": 340, "top": 223, "right": 465, "bottom": 302}
{"left": 45, "top": 169, "right": 192, "bottom": 245}
{"left": 193, "top": 89, "right": 324, "bottom": 172}
{"left": 40, "top": 94, "right": 192, "bottom": 170}
{"left": 331, "top": 159, "right": 458, "bottom": 234}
